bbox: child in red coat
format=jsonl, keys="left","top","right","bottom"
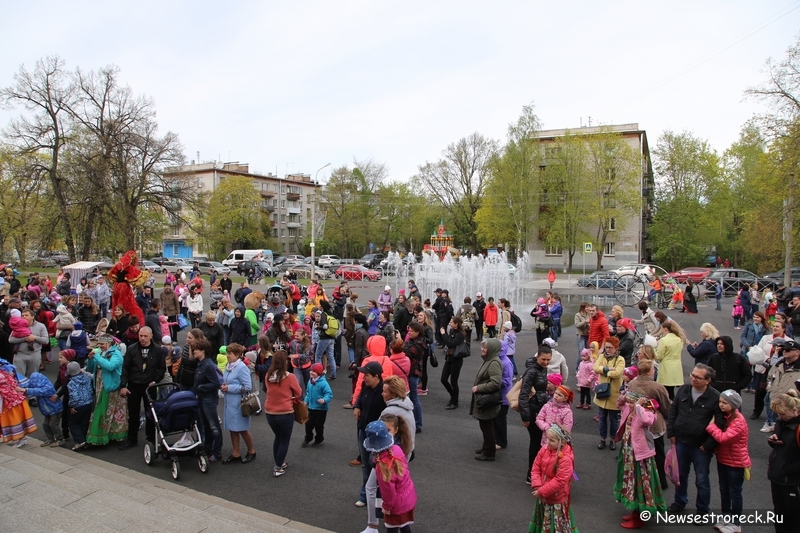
{"left": 529, "top": 423, "right": 578, "bottom": 533}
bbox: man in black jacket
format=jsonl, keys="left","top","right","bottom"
{"left": 353, "top": 361, "right": 386, "bottom": 506}
{"left": 519, "top": 345, "right": 552, "bottom": 484}
{"left": 473, "top": 292, "right": 486, "bottom": 342}
{"left": 666, "top": 363, "right": 724, "bottom": 517}
{"left": 118, "top": 328, "right": 165, "bottom": 450}
{"left": 145, "top": 298, "right": 162, "bottom": 339}
{"left": 219, "top": 272, "right": 232, "bottom": 295}
{"left": 708, "top": 336, "right": 752, "bottom": 393}
{"left": 435, "top": 290, "right": 454, "bottom": 347}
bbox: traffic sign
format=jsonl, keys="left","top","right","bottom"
{"left": 369, "top": 243, "right": 374, "bottom": 250}
{"left": 584, "top": 242, "right": 592, "bottom": 253}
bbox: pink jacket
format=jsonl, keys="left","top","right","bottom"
{"left": 389, "top": 352, "right": 410, "bottom": 390}
{"left": 706, "top": 412, "right": 751, "bottom": 468}
{"left": 615, "top": 402, "right": 657, "bottom": 461}
{"left": 576, "top": 360, "right": 597, "bottom": 389}
{"left": 536, "top": 400, "right": 573, "bottom": 445}
{"left": 375, "top": 445, "right": 417, "bottom": 516}
{"left": 531, "top": 444, "right": 574, "bottom": 504}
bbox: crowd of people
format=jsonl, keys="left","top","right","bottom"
{"left": 3, "top": 265, "right": 800, "bottom": 533}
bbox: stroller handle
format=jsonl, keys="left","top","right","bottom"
{"left": 146, "top": 382, "right": 182, "bottom": 401}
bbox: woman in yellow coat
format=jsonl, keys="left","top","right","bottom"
{"left": 594, "top": 336, "right": 625, "bottom": 450}
{"left": 655, "top": 321, "right": 685, "bottom": 400}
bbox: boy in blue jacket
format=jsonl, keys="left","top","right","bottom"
{"left": 302, "top": 363, "right": 333, "bottom": 447}
{"left": 18, "top": 371, "right": 64, "bottom": 446}
{"left": 66, "top": 362, "right": 94, "bottom": 451}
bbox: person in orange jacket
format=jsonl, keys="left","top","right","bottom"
{"left": 483, "top": 297, "right": 499, "bottom": 338}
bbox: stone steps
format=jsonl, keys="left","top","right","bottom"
{"left": 0, "top": 438, "right": 332, "bottom": 533}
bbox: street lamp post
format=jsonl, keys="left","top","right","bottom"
{"left": 311, "top": 163, "right": 331, "bottom": 279}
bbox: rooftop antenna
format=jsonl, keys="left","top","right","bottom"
{"left": 588, "top": 117, "right": 592, "bottom": 127}
{"left": 196, "top": 151, "right": 200, "bottom": 163}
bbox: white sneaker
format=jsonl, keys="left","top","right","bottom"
{"left": 760, "top": 423, "right": 776, "bottom": 433}
{"left": 14, "top": 437, "right": 28, "bottom": 448}
{"left": 354, "top": 500, "right": 366, "bottom": 507}
{"left": 359, "top": 527, "right": 379, "bottom": 533}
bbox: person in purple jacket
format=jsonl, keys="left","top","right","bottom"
{"left": 493, "top": 339, "right": 515, "bottom": 449}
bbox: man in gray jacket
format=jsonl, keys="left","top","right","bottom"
{"left": 9, "top": 308, "right": 50, "bottom": 377}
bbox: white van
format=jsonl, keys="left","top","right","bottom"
{"left": 223, "top": 249, "right": 266, "bottom": 267}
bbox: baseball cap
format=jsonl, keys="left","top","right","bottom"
{"left": 357, "top": 361, "right": 384, "bottom": 375}
{"left": 783, "top": 340, "right": 800, "bottom": 351}
{"left": 476, "top": 292, "right": 482, "bottom": 297}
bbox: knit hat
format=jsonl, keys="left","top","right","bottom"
{"left": 624, "top": 366, "right": 638, "bottom": 379}
{"left": 67, "top": 361, "right": 81, "bottom": 376}
{"left": 311, "top": 363, "right": 324, "bottom": 376}
{"left": 161, "top": 335, "right": 172, "bottom": 345}
{"left": 617, "top": 318, "right": 634, "bottom": 331}
{"left": 399, "top": 289, "right": 405, "bottom": 295}
{"left": 547, "top": 374, "right": 563, "bottom": 387}
{"left": 59, "top": 349, "right": 76, "bottom": 361}
{"left": 720, "top": 389, "right": 743, "bottom": 410}
{"left": 363, "top": 420, "right": 394, "bottom": 453}
{"left": 537, "top": 297, "right": 545, "bottom": 305}
{"left": 555, "top": 385, "right": 574, "bottom": 404}
{"left": 542, "top": 338, "right": 556, "bottom": 347}
{"left": 580, "top": 348, "right": 592, "bottom": 359}
{"left": 385, "top": 285, "right": 391, "bottom": 291}
{"left": 502, "top": 321, "right": 513, "bottom": 331}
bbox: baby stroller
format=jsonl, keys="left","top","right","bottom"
{"left": 143, "top": 383, "right": 208, "bottom": 480}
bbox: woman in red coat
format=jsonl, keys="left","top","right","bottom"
{"left": 706, "top": 390, "right": 750, "bottom": 532}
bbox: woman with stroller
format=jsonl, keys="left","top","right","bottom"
{"left": 220, "top": 343, "right": 256, "bottom": 464}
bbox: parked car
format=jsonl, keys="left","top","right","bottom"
{"left": 335, "top": 264, "right": 383, "bottom": 282}
{"left": 139, "top": 260, "right": 163, "bottom": 274}
{"left": 614, "top": 263, "right": 655, "bottom": 277}
{"left": 149, "top": 256, "right": 168, "bottom": 266}
{"left": 318, "top": 255, "right": 341, "bottom": 267}
{"left": 704, "top": 268, "right": 779, "bottom": 295}
{"left": 359, "top": 253, "right": 385, "bottom": 269}
{"left": 161, "top": 260, "right": 192, "bottom": 270}
{"left": 285, "top": 255, "right": 305, "bottom": 262}
{"left": 577, "top": 271, "right": 621, "bottom": 289}
{"left": 288, "top": 264, "right": 333, "bottom": 280}
{"left": 237, "top": 260, "right": 277, "bottom": 277}
{"left": 197, "top": 261, "right": 230, "bottom": 275}
{"left": 763, "top": 267, "right": 800, "bottom": 283}
{"left": 667, "top": 267, "right": 712, "bottom": 284}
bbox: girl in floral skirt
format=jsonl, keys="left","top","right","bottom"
{"left": 529, "top": 423, "right": 578, "bottom": 533}
{"left": 613, "top": 391, "right": 666, "bottom": 529}
{"left": 0, "top": 360, "right": 37, "bottom": 447}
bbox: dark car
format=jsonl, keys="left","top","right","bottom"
{"left": 704, "top": 268, "right": 779, "bottom": 295}
{"left": 149, "top": 256, "right": 168, "bottom": 266}
{"left": 763, "top": 267, "right": 800, "bottom": 283}
{"left": 237, "top": 260, "right": 277, "bottom": 277}
{"left": 359, "top": 253, "right": 385, "bottom": 268}
{"left": 576, "top": 271, "right": 620, "bottom": 289}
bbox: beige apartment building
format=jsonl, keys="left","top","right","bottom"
{"left": 527, "top": 123, "right": 655, "bottom": 270}
{"left": 162, "top": 161, "right": 319, "bottom": 259}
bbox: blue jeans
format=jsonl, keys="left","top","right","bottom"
{"left": 348, "top": 347, "right": 355, "bottom": 364}
{"left": 315, "top": 338, "right": 336, "bottom": 378}
{"left": 266, "top": 413, "right": 294, "bottom": 469}
{"left": 715, "top": 296, "right": 722, "bottom": 311}
{"left": 674, "top": 440, "right": 712, "bottom": 512}
{"left": 765, "top": 392, "right": 775, "bottom": 425}
{"left": 717, "top": 462, "right": 744, "bottom": 522}
{"left": 197, "top": 397, "right": 222, "bottom": 458}
{"left": 358, "top": 428, "right": 373, "bottom": 503}
{"left": 407, "top": 376, "right": 422, "bottom": 430}
{"left": 576, "top": 335, "right": 588, "bottom": 371}
{"left": 549, "top": 318, "right": 561, "bottom": 342}
{"left": 598, "top": 407, "right": 619, "bottom": 439}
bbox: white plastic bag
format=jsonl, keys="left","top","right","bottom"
{"left": 747, "top": 346, "right": 766, "bottom": 366}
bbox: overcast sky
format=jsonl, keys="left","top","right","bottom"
{"left": 2, "top": 1, "right": 799, "bottom": 183}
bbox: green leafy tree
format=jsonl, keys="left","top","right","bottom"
{"left": 205, "top": 176, "right": 266, "bottom": 254}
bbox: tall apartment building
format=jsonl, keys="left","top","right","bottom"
{"left": 161, "top": 161, "right": 319, "bottom": 259}
{"left": 527, "top": 123, "right": 655, "bottom": 269}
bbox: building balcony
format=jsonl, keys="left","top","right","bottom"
{"left": 286, "top": 222, "right": 301, "bottom": 228}
{"left": 286, "top": 192, "right": 301, "bottom": 200}
{"left": 287, "top": 207, "right": 301, "bottom": 214}
{"left": 260, "top": 190, "right": 275, "bottom": 198}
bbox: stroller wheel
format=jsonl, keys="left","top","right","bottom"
{"left": 198, "top": 454, "right": 209, "bottom": 473}
{"left": 144, "top": 442, "right": 155, "bottom": 466}
{"left": 171, "top": 460, "right": 180, "bottom": 480}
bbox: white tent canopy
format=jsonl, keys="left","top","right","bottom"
{"left": 63, "top": 261, "right": 114, "bottom": 289}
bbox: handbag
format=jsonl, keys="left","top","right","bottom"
{"left": 429, "top": 351, "right": 439, "bottom": 368}
{"left": 594, "top": 382, "right": 611, "bottom": 398}
{"left": 292, "top": 397, "right": 309, "bottom": 425}
{"left": 240, "top": 390, "right": 261, "bottom": 417}
{"left": 177, "top": 314, "right": 189, "bottom": 330}
{"left": 452, "top": 342, "right": 470, "bottom": 359}
{"left": 475, "top": 390, "right": 502, "bottom": 408}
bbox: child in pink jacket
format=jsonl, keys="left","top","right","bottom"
{"left": 576, "top": 349, "right": 597, "bottom": 409}
{"left": 536, "top": 385, "right": 574, "bottom": 446}
{"left": 364, "top": 420, "right": 416, "bottom": 532}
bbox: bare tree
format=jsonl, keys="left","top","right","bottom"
{"left": 1, "top": 56, "right": 79, "bottom": 260}
{"left": 415, "top": 133, "right": 499, "bottom": 253}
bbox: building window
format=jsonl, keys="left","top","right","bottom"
{"left": 289, "top": 243, "right": 296, "bottom": 252}
{"left": 280, "top": 201, "right": 285, "bottom": 208}
{"left": 545, "top": 246, "right": 561, "bottom": 256}
{"left": 280, "top": 215, "right": 286, "bottom": 222}
{"left": 273, "top": 229, "right": 278, "bottom": 237}
{"left": 604, "top": 242, "right": 616, "bottom": 256}
{"left": 272, "top": 214, "right": 277, "bottom": 222}
{"left": 608, "top": 217, "right": 616, "bottom": 231}
{"left": 281, "top": 229, "right": 285, "bottom": 237}
{"left": 282, "top": 243, "right": 286, "bottom": 252}
{"left": 172, "top": 244, "right": 178, "bottom": 255}
{"left": 288, "top": 228, "right": 297, "bottom": 237}
{"left": 272, "top": 199, "right": 277, "bottom": 207}
{"left": 603, "top": 192, "right": 616, "bottom": 208}
{"left": 273, "top": 184, "right": 279, "bottom": 193}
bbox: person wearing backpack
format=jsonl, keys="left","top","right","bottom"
{"left": 314, "top": 301, "right": 338, "bottom": 380}
{"left": 456, "top": 297, "right": 476, "bottom": 346}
